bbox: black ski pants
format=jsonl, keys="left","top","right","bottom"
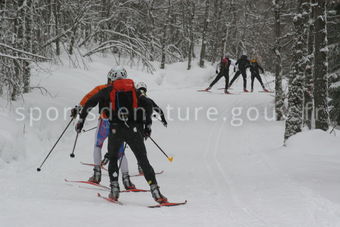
{"left": 107, "top": 122, "right": 157, "bottom": 185}
{"left": 229, "top": 70, "right": 247, "bottom": 90}
{"left": 209, "top": 71, "right": 229, "bottom": 90}
{"left": 251, "top": 72, "right": 265, "bottom": 90}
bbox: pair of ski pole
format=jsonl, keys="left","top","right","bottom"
{"left": 37, "top": 120, "right": 173, "bottom": 172}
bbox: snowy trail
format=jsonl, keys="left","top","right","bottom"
{"left": 2, "top": 61, "right": 340, "bottom": 226}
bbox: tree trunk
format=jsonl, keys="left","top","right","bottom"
{"left": 284, "top": 0, "right": 309, "bottom": 141}
{"left": 187, "top": 1, "right": 195, "bottom": 70}
{"left": 304, "top": 0, "right": 315, "bottom": 129}
{"left": 23, "top": 0, "right": 32, "bottom": 93}
{"left": 273, "top": 0, "right": 284, "bottom": 121}
{"left": 313, "top": 0, "right": 329, "bottom": 131}
{"left": 199, "top": 0, "right": 209, "bottom": 68}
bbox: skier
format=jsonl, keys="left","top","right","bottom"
{"left": 228, "top": 55, "right": 251, "bottom": 92}
{"left": 75, "top": 66, "right": 168, "bottom": 203}
{"left": 71, "top": 73, "right": 136, "bottom": 190}
{"left": 135, "top": 81, "right": 168, "bottom": 174}
{"left": 204, "top": 56, "right": 231, "bottom": 94}
{"left": 249, "top": 59, "right": 269, "bottom": 92}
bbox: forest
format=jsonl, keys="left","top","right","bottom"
{"left": 0, "top": 0, "right": 340, "bottom": 139}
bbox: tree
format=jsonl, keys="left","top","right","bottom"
{"left": 284, "top": 0, "right": 309, "bottom": 141}
{"left": 313, "top": 0, "right": 329, "bottom": 131}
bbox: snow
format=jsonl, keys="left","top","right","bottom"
{"left": 1, "top": 55, "right": 340, "bottom": 227}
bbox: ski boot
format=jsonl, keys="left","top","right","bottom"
{"left": 122, "top": 173, "right": 136, "bottom": 190}
{"left": 109, "top": 181, "right": 120, "bottom": 201}
{"left": 244, "top": 89, "right": 249, "bottom": 93}
{"left": 224, "top": 89, "right": 231, "bottom": 94}
{"left": 150, "top": 184, "right": 168, "bottom": 204}
{"left": 263, "top": 88, "right": 270, "bottom": 92}
{"left": 204, "top": 87, "right": 211, "bottom": 92}
{"left": 251, "top": 88, "right": 254, "bottom": 92}
{"left": 101, "top": 153, "right": 110, "bottom": 166}
{"left": 138, "top": 165, "right": 144, "bottom": 175}
{"left": 88, "top": 165, "right": 101, "bottom": 183}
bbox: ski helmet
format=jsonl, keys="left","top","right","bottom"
{"left": 136, "top": 82, "right": 147, "bottom": 92}
{"left": 107, "top": 66, "right": 127, "bottom": 81}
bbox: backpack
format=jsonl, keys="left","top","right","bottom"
{"left": 109, "top": 79, "right": 138, "bottom": 122}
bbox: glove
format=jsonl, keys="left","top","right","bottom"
{"left": 101, "top": 153, "right": 110, "bottom": 166}
{"left": 75, "top": 119, "right": 84, "bottom": 133}
{"left": 216, "top": 70, "right": 219, "bottom": 74}
{"left": 143, "top": 124, "right": 152, "bottom": 138}
{"left": 161, "top": 117, "right": 168, "bottom": 127}
{"left": 70, "top": 106, "right": 81, "bottom": 119}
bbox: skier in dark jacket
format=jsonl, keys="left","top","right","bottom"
{"left": 75, "top": 66, "right": 167, "bottom": 204}
{"left": 204, "top": 56, "right": 231, "bottom": 94}
{"left": 135, "top": 81, "right": 167, "bottom": 174}
{"left": 249, "top": 59, "right": 269, "bottom": 92}
{"left": 229, "top": 55, "right": 251, "bottom": 92}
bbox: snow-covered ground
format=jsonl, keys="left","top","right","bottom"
{"left": 1, "top": 56, "right": 340, "bottom": 227}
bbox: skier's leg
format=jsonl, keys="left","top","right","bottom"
{"left": 255, "top": 73, "right": 265, "bottom": 89}
{"left": 241, "top": 70, "right": 248, "bottom": 91}
{"left": 107, "top": 125, "right": 125, "bottom": 183}
{"left": 229, "top": 71, "right": 240, "bottom": 88}
{"left": 118, "top": 144, "right": 136, "bottom": 189}
{"left": 224, "top": 72, "right": 230, "bottom": 93}
{"left": 208, "top": 73, "right": 223, "bottom": 88}
{"left": 251, "top": 73, "right": 255, "bottom": 91}
{"left": 88, "top": 118, "right": 108, "bottom": 183}
{"left": 124, "top": 127, "right": 157, "bottom": 185}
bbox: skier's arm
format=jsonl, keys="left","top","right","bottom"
{"left": 215, "top": 63, "right": 220, "bottom": 74}
{"left": 258, "top": 64, "right": 264, "bottom": 74}
{"left": 79, "top": 87, "right": 109, "bottom": 120}
{"left": 151, "top": 99, "right": 167, "bottom": 127}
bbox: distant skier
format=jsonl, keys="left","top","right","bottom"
{"left": 229, "top": 55, "right": 251, "bottom": 92}
{"left": 71, "top": 69, "right": 135, "bottom": 190}
{"left": 249, "top": 59, "right": 269, "bottom": 92}
{"left": 75, "top": 66, "right": 168, "bottom": 203}
{"left": 204, "top": 56, "right": 231, "bottom": 94}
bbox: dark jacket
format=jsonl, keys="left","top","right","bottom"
{"left": 250, "top": 62, "right": 264, "bottom": 75}
{"left": 235, "top": 55, "right": 250, "bottom": 72}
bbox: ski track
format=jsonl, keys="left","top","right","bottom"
{"left": 2, "top": 78, "right": 340, "bottom": 227}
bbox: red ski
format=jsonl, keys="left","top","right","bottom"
{"left": 97, "top": 193, "right": 123, "bottom": 205}
{"left": 197, "top": 89, "right": 211, "bottom": 92}
{"left": 130, "top": 170, "right": 164, "bottom": 177}
{"left": 64, "top": 178, "right": 110, "bottom": 190}
{"left": 80, "top": 162, "right": 108, "bottom": 171}
{"left": 121, "top": 188, "right": 150, "bottom": 192}
{"left": 65, "top": 178, "right": 149, "bottom": 192}
{"left": 148, "top": 200, "right": 187, "bottom": 208}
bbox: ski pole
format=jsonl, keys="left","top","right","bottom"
{"left": 82, "top": 126, "right": 97, "bottom": 133}
{"left": 70, "top": 132, "right": 79, "bottom": 158}
{"left": 37, "top": 118, "right": 74, "bottom": 172}
{"left": 148, "top": 136, "right": 173, "bottom": 162}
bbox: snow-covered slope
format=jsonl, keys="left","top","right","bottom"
{"left": 1, "top": 56, "right": 340, "bottom": 227}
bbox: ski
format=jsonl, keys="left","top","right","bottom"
{"left": 148, "top": 200, "right": 187, "bottom": 208}
{"left": 97, "top": 193, "right": 123, "bottom": 205}
{"left": 130, "top": 170, "right": 164, "bottom": 177}
{"left": 65, "top": 178, "right": 149, "bottom": 192}
{"left": 258, "top": 90, "right": 274, "bottom": 93}
{"left": 197, "top": 89, "right": 211, "bottom": 92}
{"left": 64, "top": 178, "right": 110, "bottom": 190}
{"left": 80, "top": 162, "right": 108, "bottom": 171}
{"left": 121, "top": 188, "right": 150, "bottom": 192}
